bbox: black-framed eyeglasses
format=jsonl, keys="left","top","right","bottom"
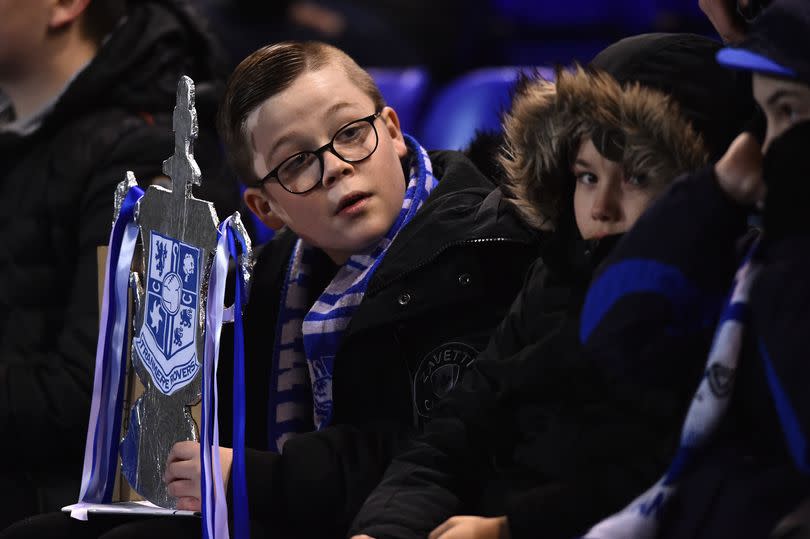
{"left": 257, "top": 111, "right": 382, "bottom": 194}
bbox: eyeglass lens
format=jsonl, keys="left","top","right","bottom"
{"left": 277, "top": 117, "right": 378, "bottom": 193}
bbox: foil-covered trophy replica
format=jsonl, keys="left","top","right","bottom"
{"left": 65, "top": 76, "right": 252, "bottom": 538}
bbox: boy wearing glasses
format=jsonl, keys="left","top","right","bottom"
{"left": 160, "top": 41, "right": 538, "bottom": 538}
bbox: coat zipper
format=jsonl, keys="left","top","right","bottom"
{"left": 366, "top": 237, "right": 531, "bottom": 295}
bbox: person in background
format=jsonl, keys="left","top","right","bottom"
{"left": 699, "top": 0, "right": 771, "bottom": 44}
{"left": 197, "top": 0, "right": 490, "bottom": 81}
{"left": 0, "top": 0, "right": 232, "bottom": 528}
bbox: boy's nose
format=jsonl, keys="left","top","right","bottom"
{"left": 762, "top": 125, "right": 776, "bottom": 156}
{"left": 321, "top": 150, "right": 353, "bottom": 188}
{"left": 591, "top": 184, "right": 621, "bottom": 222}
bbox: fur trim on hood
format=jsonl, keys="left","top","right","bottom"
{"left": 500, "top": 67, "right": 708, "bottom": 231}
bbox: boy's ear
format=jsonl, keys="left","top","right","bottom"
{"left": 243, "top": 187, "right": 287, "bottom": 231}
{"left": 381, "top": 106, "right": 408, "bottom": 159}
{"left": 49, "top": 0, "right": 92, "bottom": 30}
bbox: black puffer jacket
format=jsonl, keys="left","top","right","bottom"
{"left": 217, "top": 150, "right": 539, "bottom": 538}
{"left": 0, "top": 0, "right": 230, "bottom": 501}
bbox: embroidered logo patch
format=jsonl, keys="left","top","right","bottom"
{"left": 309, "top": 355, "right": 335, "bottom": 429}
{"left": 707, "top": 363, "right": 735, "bottom": 398}
{"left": 413, "top": 342, "right": 478, "bottom": 418}
{"left": 133, "top": 231, "right": 201, "bottom": 395}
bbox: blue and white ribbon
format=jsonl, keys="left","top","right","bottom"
{"left": 200, "top": 216, "right": 250, "bottom": 539}
{"left": 582, "top": 242, "right": 762, "bottom": 539}
{"left": 77, "top": 185, "right": 144, "bottom": 507}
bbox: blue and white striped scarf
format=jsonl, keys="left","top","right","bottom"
{"left": 267, "top": 135, "right": 437, "bottom": 452}
{"left": 582, "top": 241, "right": 762, "bottom": 539}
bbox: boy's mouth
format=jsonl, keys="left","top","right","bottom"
{"left": 335, "top": 191, "right": 371, "bottom": 215}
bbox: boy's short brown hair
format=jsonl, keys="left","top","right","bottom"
{"left": 218, "top": 41, "right": 386, "bottom": 186}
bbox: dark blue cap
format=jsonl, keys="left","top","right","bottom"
{"left": 717, "top": 0, "right": 810, "bottom": 85}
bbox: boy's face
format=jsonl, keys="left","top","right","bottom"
{"left": 0, "top": 0, "right": 51, "bottom": 82}
{"left": 244, "top": 64, "right": 408, "bottom": 264}
{"left": 753, "top": 73, "right": 810, "bottom": 154}
{"left": 572, "top": 138, "right": 665, "bottom": 240}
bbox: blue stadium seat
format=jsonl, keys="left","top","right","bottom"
{"left": 367, "top": 67, "right": 431, "bottom": 136}
{"left": 490, "top": 0, "right": 666, "bottom": 66}
{"left": 494, "top": 0, "right": 615, "bottom": 26}
{"left": 418, "top": 66, "right": 554, "bottom": 151}
{"left": 491, "top": 0, "right": 657, "bottom": 31}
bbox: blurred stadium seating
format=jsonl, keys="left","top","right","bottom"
{"left": 417, "top": 66, "right": 554, "bottom": 151}
{"left": 366, "top": 67, "right": 432, "bottom": 135}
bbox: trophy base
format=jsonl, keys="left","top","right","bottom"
{"left": 62, "top": 501, "right": 198, "bottom": 521}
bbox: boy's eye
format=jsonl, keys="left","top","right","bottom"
{"left": 335, "top": 123, "right": 366, "bottom": 143}
{"left": 576, "top": 172, "right": 597, "bottom": 185}
{"left": 280, "top": 152, "right": 315, "bottom": 175}
{"left": 778, "top": 103, "right": 796, "bottom": 122}
{"left": 771, "top": 98, "right": 807, "bottom": 125}
{"left": 625, "top": 174, "right": 648, "bottom": 187}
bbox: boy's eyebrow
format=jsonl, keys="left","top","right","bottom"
{"left": 766, "top": 89, "right": 800, "bottom": 106}
{"left": 268, "top": 133, "right": 295, "bottom": 161}
{"left": 573, "top": 159, "right": 592, "bottom": 168}
{"left": 266, "top": 101, "right": 357, "bottom": 159}
{"left": 325, "top": 101, "right": 355, "bottom": 116}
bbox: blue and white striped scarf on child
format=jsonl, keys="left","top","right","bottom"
{"left": 582, "top": 241, "right": 762, "bottom": 539}
{"left": 267, "top": 135, "right": 438, "bottom": 452}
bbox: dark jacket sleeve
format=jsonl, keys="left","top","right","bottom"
{"left": 751, "top": 234, "right": 810, "bottom": 475}
{"left": 0, "top": 121, "right": 173, "bottom": 467}
{"left": 501, "top": 370, "right": 689, "bottom": 539}
{"left": 228, "top": 421, "right": 412, "bottom": 536}
{"left": 501, "top": 304, "right": 707, "bottom": 537}
{"left": 349, "top": 260, "right": 579, "bottom": 539}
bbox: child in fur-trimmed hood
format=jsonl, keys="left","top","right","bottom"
{"left": 502, "top": 65, "right": 706, "bottom": 233}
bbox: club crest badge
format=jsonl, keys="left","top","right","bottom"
{"left": 413, "top": 342, "right": 477, "bottom": 418}
{"left": 310, "top": 356, "right": 335, "bottom": 429}
{"left": 133, "top": 231, "right": 201, "bottom": 395}
{"left": 707, "top": 363, "right": 735, "bottom": 398}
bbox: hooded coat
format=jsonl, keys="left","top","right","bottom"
{"left": 350, "top": 68, "right": 710, "bottom": 539}
{"left": 0, "top": 0, "right": 231, "bottom": 519}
